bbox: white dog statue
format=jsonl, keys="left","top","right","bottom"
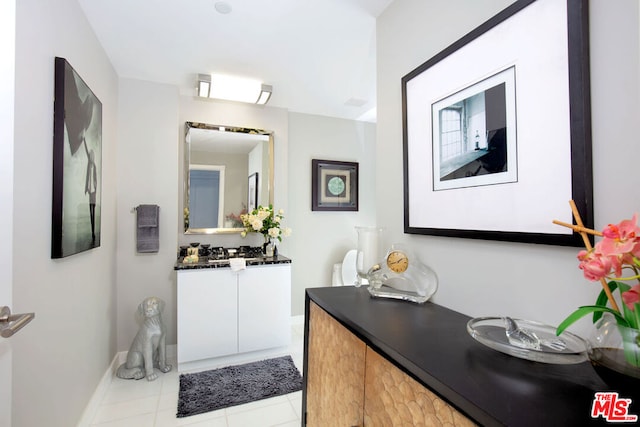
{"left": 116, "top": 296, "right": 172, "bottom": 381}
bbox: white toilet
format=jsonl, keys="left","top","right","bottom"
{"left": 332, "top": 249, "right": 358, "bottom": 286}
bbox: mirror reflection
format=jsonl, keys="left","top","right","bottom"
{"left": 184, "top": 122, "right": 273, "bottom": 234}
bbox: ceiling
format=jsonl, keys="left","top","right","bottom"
{"left": 78, "top": 0, "right": 395, "bottom": 123}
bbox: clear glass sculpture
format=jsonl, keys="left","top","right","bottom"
{"left": 366, "top": 244, "right": 438, "bottom": 304}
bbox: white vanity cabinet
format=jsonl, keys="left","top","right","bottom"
{"left": 237, "top": 265, "right": 291, "bottom": 353}
{"left": 177, "top": 268, "right": 238, "bottom": 364}
{"left": 177, "top": 263, "right": 291, "bottom": 367}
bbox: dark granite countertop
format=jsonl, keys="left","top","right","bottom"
{"left": 174, "top": 254, "right": 291, "bottom": 270}
{"left": 304, "top": 286, "right": 637, "bottom": 426}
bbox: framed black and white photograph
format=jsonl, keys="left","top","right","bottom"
{"left": 52, "top": 57, "right": 103, "bottom": 258}
{"left": 402, "top": 0, "right": 592, "bottom": 246}
{"left": 248, "top": 172, "right": 258, "bottom": 211}
{"left": 311, "top": 159, "right": 358, "bottom": 211}
{"left": 432, "top": 66, "right": 517, "bottom": 191}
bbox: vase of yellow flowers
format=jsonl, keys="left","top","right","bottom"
{"left": 240, "top": 205, "right": 291, "bottom": 255}
{"left": 554, "top": 201, "right": 640, "bottom": 386}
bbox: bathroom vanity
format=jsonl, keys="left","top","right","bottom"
{"left": 175, "top": 249, "right": 291, "bottom": 370}
{"left": 177, "top": 119, "right": 289, "bottom": 370}
{"left": 303, "top": 286, "right": 623, "bottom": 426}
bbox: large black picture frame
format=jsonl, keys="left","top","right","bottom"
{"left": 402, "top": 0, "right": 592, "bottom": 246}
{"left": 52, "top": 57, "right": 103, "bottom": 258}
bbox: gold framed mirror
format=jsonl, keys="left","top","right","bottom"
{"left": 183, "top": 121, "right": 274, "bottom": 234}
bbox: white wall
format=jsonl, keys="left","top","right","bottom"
{"left": 377, "top": 0, "right": 640, "bottom": 338}
{"left": 115, "top": 79, "right": 180, "bottom": 351}
{"left": 12, "top": 0, "right": 118, "bottom": 425}
{"left": 288, "top": 112, "right": 376, "bottom": 314}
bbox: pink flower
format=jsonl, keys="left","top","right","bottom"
{"left": 591, "top": 214, "right": 640, "bottom": 278}
{"left": 622, "top": 284, "right": 640, "bottom": 311}
{"left": 599, "top": 214, "right": 640, "bottom": 256}
{"left": 578, "top": 249, "right": 613, "bottom": 281}
{"left": 606, "top": 252, "right": 637, "bottom": 278}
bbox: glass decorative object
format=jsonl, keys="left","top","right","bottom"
{"left": 355, "top": 226, "right": 383, "bottom": 287}
{"left": 366, "top": 244, "right": 438, "bottom": 303}
{"left": 467, "top": 317, "right": 587, "bottom": 364}
{"left": 270, "top": 238, "right": 279, "bottom": 257}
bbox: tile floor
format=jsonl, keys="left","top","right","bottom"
{"left": 88, "top": 321, "right": 305, "bottom": 427}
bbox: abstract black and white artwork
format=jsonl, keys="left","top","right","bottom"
{"left": 52, "top": 57, "right": 102, "bottom": 258}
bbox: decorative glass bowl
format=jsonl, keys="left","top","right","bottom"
{"left": 467, "top": 317, "right": 588, "bottom": 364}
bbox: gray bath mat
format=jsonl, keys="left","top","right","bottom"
{"left": 176, "top": 355, "right": 303, "bottom": 418}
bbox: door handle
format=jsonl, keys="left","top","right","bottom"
{"left": 0, "top": 306, "right": 35, "bottom": 338}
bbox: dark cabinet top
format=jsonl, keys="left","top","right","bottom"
{"left": 174, "top": 255, "right": 291, "bottom": 270}
{"left": 305, "top": 286, "right": 635, "bottom": 426}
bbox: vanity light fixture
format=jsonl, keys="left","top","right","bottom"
{"left": 197, "top": 73, "right": 273, "bottom": 105}
{"left": 197, "top": 74, "right": 211, "bottom": 98}
{"left": 256, "top": 84, "right": 272, "bottom": 105}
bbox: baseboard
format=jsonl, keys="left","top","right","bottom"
{"left": 76, "top": 345, "right": 177, "bottom": 427}
{"left": 76, "top": 352, "right": 122, "bottom": 427}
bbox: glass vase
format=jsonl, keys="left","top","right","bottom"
{"left": 355, "top": 226, "right": 382, "bottom": 287}
{"left": 588, "top": 314, "right": 640, "bottom": 391}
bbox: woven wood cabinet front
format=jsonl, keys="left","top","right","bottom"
{"left": 364, "top": 348, "right": 476, "bottom": 426}
{"left": 306, "top": 301, "right": 476, "bottom": 427}
{"left": 306, "top": 302, "right": 366, "bottom": 427}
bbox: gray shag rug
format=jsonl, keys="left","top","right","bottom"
{"left": 176, "top": 355, "right": 303, "bottom": 418}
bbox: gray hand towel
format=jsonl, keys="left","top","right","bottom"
{"left": 137, "top": 204, "right": 159, "bottom": 253}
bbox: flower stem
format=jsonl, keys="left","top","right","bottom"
{"left": 611, "top": 274, "right": 640, "bottom": 282}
